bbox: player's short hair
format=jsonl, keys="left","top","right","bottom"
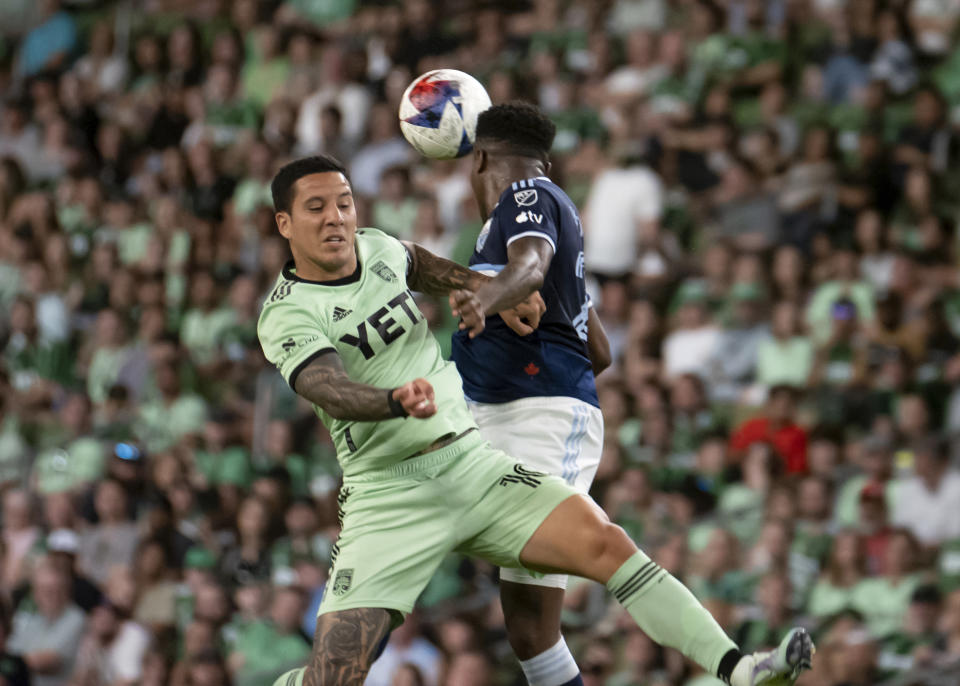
{"left": 271, "top": 155, "right": 350, "bottom": 213}
{"left": 476, "top": 102, "right": 556, "bottom": 160}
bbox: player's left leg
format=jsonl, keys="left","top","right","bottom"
{"left": 518, "top": 494, "right": 814, "bottom": 686}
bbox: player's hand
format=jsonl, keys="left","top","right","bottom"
{"left": 450, "top": 289, "right": 486, "bottom": 338}
{"left": 393, "top": 378, "right": 437, "bottom": 418}
{"left": 500, "top": 292, "right": 546, "bottom": 336}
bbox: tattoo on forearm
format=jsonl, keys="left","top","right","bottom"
{"left": 303, "top": 608, "right": 391, "bottom": 686}
{"left": 406, "top": 242, "right": 488, "bottom": 296}
{"left": 294, "top": 353, "right": 394, "bottom": 421}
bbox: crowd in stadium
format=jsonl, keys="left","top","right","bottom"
{"left": 1, "top": 0, "right": 960, "bottom": 684}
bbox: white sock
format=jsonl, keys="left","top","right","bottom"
{"left": 518, "top": 636, "right": 580, "bottom": 686}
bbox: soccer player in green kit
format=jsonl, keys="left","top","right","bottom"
{"left": 260, "top": 156, "right": 813, "bottom": 686}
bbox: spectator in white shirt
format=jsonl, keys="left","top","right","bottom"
{"left": 583, "top": 159, "right": 663, "bottom": 280}
{"left": 8, "top": 560, "right": 86, "bottom": 686}
{"left": 892, "top": 436, "right": 960, "bottom": 547}
{"left": 663, "top": 283, "right": 720, "bottom": 380}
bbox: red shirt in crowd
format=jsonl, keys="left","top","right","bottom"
{"left": 729, "top": 418, "right": 808, "bottom": 474}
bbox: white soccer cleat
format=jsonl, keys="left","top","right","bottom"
{"left": 729, "top": 627, "right": 815, "bottom": 686}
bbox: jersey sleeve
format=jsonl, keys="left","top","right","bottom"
{"left": 258, "top": 301, "right": 336, "bottom": 389}
{"left": 497, "top": 183, "right": 560, "bottom": 253}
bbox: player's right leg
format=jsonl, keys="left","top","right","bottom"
{"left": 517, "top": 494, "right": 814, "bottom": 686}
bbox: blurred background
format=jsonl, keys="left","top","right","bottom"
{"left": 0, "top": 0, "right": 960, "bottom": 684}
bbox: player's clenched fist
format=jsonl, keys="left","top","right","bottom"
{"left": 392, "top": 378, "right": 437, "bottom": 418}
{"left": 450, "top": 289, "right": 486, "bottom": 338}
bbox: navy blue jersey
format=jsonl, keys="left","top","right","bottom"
{"left": 451, "top": 176, "right": 598, "bottom": 406}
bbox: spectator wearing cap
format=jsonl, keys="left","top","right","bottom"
{"left": 16, "top": 528, "right": 103, "bottom": 613}
{"left": 8, "top": 559, "right": 85, "bottom": 686}
{"left": 891, "top": 436, "right": 960, "bottom": 547}
{"left": 730, "top": 384, "right": 807, "bottom": 474}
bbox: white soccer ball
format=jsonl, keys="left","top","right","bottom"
{"left": 398, "top": 69, "right": 492, "bottom": 160}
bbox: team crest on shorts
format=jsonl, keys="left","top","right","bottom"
{"left": 371, "top": 260, "right": 397, "bottom": 282}
{"left": 332, "top": 568, "right": 354, "bottom": 596}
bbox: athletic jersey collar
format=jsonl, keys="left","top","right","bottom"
{"left": 282, "top": 256, "right": 361, "bottom": 286}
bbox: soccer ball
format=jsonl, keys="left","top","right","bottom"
{"left": 399, "top": 69, "right": 492, "bottom": 160}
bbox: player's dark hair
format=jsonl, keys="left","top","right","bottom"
{"left": 475, "top": 102, "right": 556, "bottom": 160}
{"left": 271, "top": 155, "right": 349, "bottom": 213}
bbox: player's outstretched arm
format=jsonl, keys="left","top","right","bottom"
{"left": 587, "top": 306, "right": 612, "bottom": 375}
{"left": 293, "top": 351, "right": 437, "bottom": 421}
{"left": 403, "top": 241, "right": 489, "bottom": 296}
{"left": 473, "top": 236, "right": 553, "bottom": 315}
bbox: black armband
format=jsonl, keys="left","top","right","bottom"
{"left": 388, "top": 388, "right": 408, "bottom": 418}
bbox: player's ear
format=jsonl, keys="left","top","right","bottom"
{"left": 544, "top": 158, "right": 552, "bottom": 176}
{"left": 275, "top": 211, "right": 293, "bottom": 239}
{"left": 474, "top": 148, "right": 488, "bottom": 174}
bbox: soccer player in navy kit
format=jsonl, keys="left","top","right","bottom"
{"left": 451, "top": 103, "right": 613, "bottom": 686}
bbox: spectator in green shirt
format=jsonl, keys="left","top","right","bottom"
{"left": 135, "top": 360, "right": 208, "bottom": 454}
{"left": 229, "top": 585, "right": 309, "bottom": 685}
{"left": 852, "top": 529, "right": 926, "bottom": 637}
{"left": 807, "top": 530, "right": 868, "bottom": 625}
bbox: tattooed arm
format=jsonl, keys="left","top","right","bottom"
{"left": 402, "top": 240, "right": 490, "bottom": 296}
{"left": 302, "top": 608, "right": 392, "bottom": 686}
{"left": 402, "top": 240, "right": 546, "bottom": 337}
{"left": 292, "top": 351, "right": 437, "bottom": 421}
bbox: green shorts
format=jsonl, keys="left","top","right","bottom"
{"left": 318, "top": 430, "right": 577, "bottom": 619}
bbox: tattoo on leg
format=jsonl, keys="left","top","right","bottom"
{"left": 303, "top": 608, "right": 391, "bottom": 686}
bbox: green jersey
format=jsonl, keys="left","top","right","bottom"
{"left": 257, "top": 229, "right": 476, "bottom": 476}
